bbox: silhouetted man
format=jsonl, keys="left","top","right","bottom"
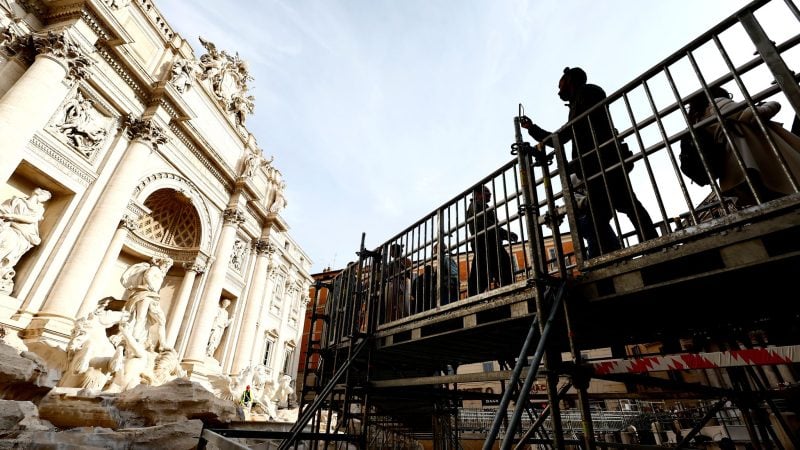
{"left": 520, "top": 67, "right": 657, "bottom": 257}
{"left": 467, "top": 186, "right": 517, "bottom": 295}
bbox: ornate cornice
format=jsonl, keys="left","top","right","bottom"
{"left": 95, "top": 45, "right": 148, "bottom": 102}
{"left": 119, "top": 214, "right": 138, "bottom": 231}
{"left": 168, "top": 123, "right": 230, "bottom": 191}
{"left": 46, "top": 3, "right": 85, "bottom": 23}
{"left": 133, "top": 0, "right": 175, "bottom": 41}
{"left": 126, "top": 231, "right": 200, "bottom": 263}
{"left": 123, "top": 115, "right": 169, "bottom": 149}
{"left": 16, "top": 0, "right": 47, "bottom": 17}
{"left": 80, "top": 9, "right": 112, "bottom": 42}
{"left": 222, "top": 208, "right": 245, "bottom": 225}
{"left": 28, "top": 134, "right": 94, "bottom": 185}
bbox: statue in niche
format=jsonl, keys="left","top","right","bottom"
{"left": 119, "top": 256, "right": 173, "bottom": 351}
{"left": 55, "top": 92, "right": 108, "bottom": 157}
{"left": 170, "top": 57, "right": 201, "bottom": 93}
{"left": 269, "top": 182, "right": 287, "bottom": 215}
{"left": 206, "top": 298, "right": 232, "bottom": 357}
{"left": 0, "top": 188, "right": 51, "bottom": 295}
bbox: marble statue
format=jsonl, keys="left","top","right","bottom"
{"left": 119, "top": 256, "right": 172, "bottom": 351}
{"left": 230, "top": 92, "right": 254, "bottom": 126}
{"left": 141, "top": 348, "right": 185, "bottom": 386}
{"left": 206, "top": 299, "right": 232, "bottom": 357}
{"left": 106, "top": 321, "right": 149, "bottom": 392}
{"left": 241, "top": 149, "right": 273, "bottom": 179}
{"left": 0, "top": 188, "right": 51, "bottom": 295}
{"left": 170, "top": 57, "right": 200, "bottom": 93}
{"left": 60, "top": 297, "right": 127, "bottom": 390}
{"left": 272, "top": 374, "right": 295, "bottom": 408}
{"left": 198, "top": 37, "right": 253, "bottom": 110}
{"left": 269, "top": 182, "right": 287, "bottom": 214}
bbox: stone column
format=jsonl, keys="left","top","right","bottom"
{"left": 32, "top": 117, "right": 168, "bottom": 335}
{"left": 230, "top": 240, "right": 273, "bottom": 373}
{"left": 182, "top": 208, "right": 244, "bottom": 365}
{"left": 165, "top": 262, "right": 205, "bottom": 348}
{"left": 0, "top": 29, "right": 92, "bottom": 182}
{"left": 75, "top": 216, "right": 138, "bottom": 317}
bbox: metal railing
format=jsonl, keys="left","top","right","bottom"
{"left": 319, "top": 0, "right": 800, "bottom": 347}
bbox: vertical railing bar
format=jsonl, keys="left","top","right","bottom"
{"left": 712, "top": 32, "right": 800, "bottom": 194}
{"left": 660, "top": 65, "right": 706, "bottom": 225}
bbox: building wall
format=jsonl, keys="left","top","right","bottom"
{"left": 0, "top": 0, "right": 311, "bottom": 391}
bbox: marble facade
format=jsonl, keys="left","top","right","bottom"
{"left": 0, "top": 0, "right": 311, "bottom": 407}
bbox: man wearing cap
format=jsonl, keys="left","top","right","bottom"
{"left": 520, "top": 67, "right": 657, "bottom": 257}
{"left": 467, "top": 186, "right": 517, "bottom": 295}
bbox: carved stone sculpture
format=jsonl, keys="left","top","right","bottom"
{"left": 0, "top": 188, "right": 51, "bottom": 295}
{"left": 141, "top": 348, "right": 185, "bottom": 386}
{"left": 106, "top": 321, "right": 149, "bottom": 392}
{"left": 272, "top": 374, "right": 296, "bottom": 408}
{"left": 230, "top": 92, "right": 254, "bottom": 126}
{"left": 252, "top": 377, "right": 277, "bottom": 419}
{"left": 269, "top": 182, "right": 287, "bottom": 214}
{"left": 119, "top": 256, "right": 173, "bottom": 351}
{"left": 169, "top": 57, "right": 200, "bottom": 93}
{"left": 60, "top": 297, "right": 127, "bottom": 390}
{"left": 54, "top": 91, "right": 108, "bottom": 157}
{"left": 241, "top": 149, "right": 272, "bottom": 179}
{"left": 198, "top": 37, "right": 253, "bottom": 113}
{"left": 206, "top": 299, "right": 232, "bottom": 357}
{"left": 228, "top": 239, "right": 245, "bottom": 271}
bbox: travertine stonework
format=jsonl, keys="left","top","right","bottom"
{"left": 0, "top": 0, "right": 311, "bottom": 434}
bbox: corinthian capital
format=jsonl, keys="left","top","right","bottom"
{"left": 182, "top": 261, "right": 207, "bottom": 274}
{"left": 124, "top": 115, "right": 169, "bottom": 149}
{"left": 254, "top": 239, "right": 274, "bottom": 255}
{"left": 222, "top": 208, "right": 245, "bottom": 225}
{"left": 31, "top": 30, "right": 93, "bottom": 82}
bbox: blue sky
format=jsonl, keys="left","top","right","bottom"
{"left": 155, "top": 0, "right": 755, "bottom": 273}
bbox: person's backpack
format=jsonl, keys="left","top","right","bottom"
{"left": 679, "top": 127, "right": 726, "bottom": 186}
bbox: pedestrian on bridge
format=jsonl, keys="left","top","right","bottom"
{"left": 520, "top": 66, "right": 658, "bottom": 258}
{"left": 467, "top": 186, "right": 517, "bottom": 295}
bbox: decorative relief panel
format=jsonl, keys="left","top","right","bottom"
{"left": 47, "top": 90, "right": 111, "bottom": 159}
{"left": 228, "top": 237, "right": 247, "bottom": 273}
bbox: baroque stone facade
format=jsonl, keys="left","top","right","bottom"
{"left": 0, "top": 0, "right": 311, "bottom": 422}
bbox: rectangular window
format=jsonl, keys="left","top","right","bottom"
{"left": 548, "top": 248, "right": 557, "bottom": 271}
{"left": 282, "top": 348, "right": 295, "bottom": 375}
{"left": 263, "top": 338, "right": 275, "bottom": 366}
